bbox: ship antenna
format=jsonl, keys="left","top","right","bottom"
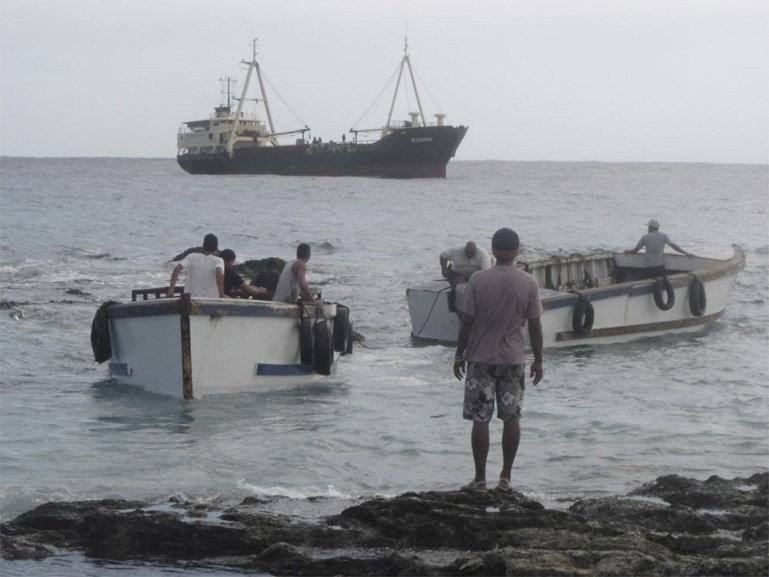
{"left": 220, "top": 75, "right": 235, "bottom": 108}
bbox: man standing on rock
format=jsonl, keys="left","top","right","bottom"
{"left": 453, "top": 227, "right": 544, "bottom": 492}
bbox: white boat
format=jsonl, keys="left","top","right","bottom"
{"left": 407, "top": 246, "right": 745, "bottom": 348}
{"left": 91, "top": 289, "right": 353, "bottom": 399}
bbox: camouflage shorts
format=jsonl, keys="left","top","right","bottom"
{"left": 462, "top": 362, "right": 525, "bottom": 422}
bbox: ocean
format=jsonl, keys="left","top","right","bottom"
{"left": 1, "top": 158, "right": 767, "bottom": 575}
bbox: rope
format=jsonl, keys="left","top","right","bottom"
{"left": 411, "top": 284, "right": 452, "bottom": 339}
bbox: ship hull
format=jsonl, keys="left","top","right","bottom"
{"left": 177, "top": 125, "right": 468, "bottom": 178}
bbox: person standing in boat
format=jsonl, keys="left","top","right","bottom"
{"left": 272, "top": 243, "right": 317, "bottom": 304}
{"left": 453, "top": 227, "right": 544, "bottom": 493}
{"left": 220, "top": 249, "right": 269, "bottom": 299}
{"left": 166, "top": 233, "right": 225, "bottom": 298}
{"left": 624, "top": 219, "right": 693, "bottom": 279}
{"left": 440, "top": 241, "right": 492, "bottom": 313}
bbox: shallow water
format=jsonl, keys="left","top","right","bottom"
{"left": 1, "top": 158, "right": 767, "bottom": 574}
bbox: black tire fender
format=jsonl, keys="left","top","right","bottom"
{"left": 300, "top": 317, "right": 314, "bottom": 365}
{"left": 653, "top": 277, "right": 675, "bottom": 311}
{"left": 313, "top": 320, "right": 333, "bottom": 375}
{"left": 688, "top": 278, "right": 706, "bottom": 317}
{"left": 333, "top": 305, "right": 350, "bottom": 352}
{"left": 91, "top": 301, "right": 118, "bottom": 363}
{"left": 571, "top": 298, "right": 594, "bottom": 336}
{"left": 343, "top": 321, "right": 354, "bottom": 356}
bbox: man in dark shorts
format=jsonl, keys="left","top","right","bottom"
{"left": 453, "top": 227, "right": 544, "bottom": 492}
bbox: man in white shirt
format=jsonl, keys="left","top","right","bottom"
{"left": 166, "top": 233, "right": 225, "bottom": 298}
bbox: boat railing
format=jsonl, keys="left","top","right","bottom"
{"left": 519, "top": 252, "right": 616, "bottom": 292}
{"left": 132, "top": 287, "right": 183, "bottom": 302}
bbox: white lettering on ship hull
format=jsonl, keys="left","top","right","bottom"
{"left": 411, "top": 137, "right": 433, "bottom": 143}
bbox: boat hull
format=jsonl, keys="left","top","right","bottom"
{"left": 101, "top": 295, "right": 351, "bottom": 398}
{"left": 177, "top": 125, "right": 468, "bottom": 178}
{"left": 407, "top": 246, "right": 745, "bottom": 348}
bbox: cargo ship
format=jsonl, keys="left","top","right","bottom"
{"left": 176, "top": 40, "right": 468, "bottom": 178}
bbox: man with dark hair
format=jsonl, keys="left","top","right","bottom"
{"left": 453, "top": 227, "right": 544, "bottom": 492}
{"left": 166, "top": 233, "right": 224, "bottom": 298}
{"left": 220, "top": 249, "right": 269, "bottom": 299}
{"left": 624, "top": 219, "right": 693, "bottom": 279}
{"left": 272, "top": 242, "right": 317, "bottom": 303}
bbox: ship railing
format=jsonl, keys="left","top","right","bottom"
{"left": 351, "top": 119, "right": 444, "bottom": 136}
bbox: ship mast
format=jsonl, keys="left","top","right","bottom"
{"left": 385, "top": 38, "right": 426, "bottom": 130}
{"left": 226, "top": 39, "right": 278, "bottom": 154}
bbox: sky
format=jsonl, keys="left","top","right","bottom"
{"left": 1, "top": 0, "right": 767, "bottom": 163}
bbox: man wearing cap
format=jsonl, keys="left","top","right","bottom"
{"left": 166, "top": 233, "right": 225, "bottom": 298}
{"left": 625, "top": 219, "right": 693, "bottom": 279}
{"left": 453, "top": 227, "right": 544, "bottom": 492}
{"left": 220, "top": 249, "right": 270, "bottom": 299}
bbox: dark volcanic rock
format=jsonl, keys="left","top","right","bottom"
{"left": 2, "top": 473, "right": 767, "bottom": 576}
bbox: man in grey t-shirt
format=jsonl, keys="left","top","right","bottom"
{"left": 453, "top": 228, "right": 544, "bottom": 493}
{"left": 625, "top": 219, "right": 693, "bottom": 279}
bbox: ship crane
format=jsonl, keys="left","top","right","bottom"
{"left": 227, "top": 39, "right": 308, "bottom": 151}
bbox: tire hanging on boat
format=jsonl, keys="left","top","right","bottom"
{"left": 300, "top": 317, "right": 314, "bottom": 365}
{"left": 313, "top": 320, "right": 334, "bottom": 376}
{"left": 653, "top": 277, "right": 675, "bottom": 310}
{"left": 343, "top": 321, "right": 354, "bottom": 356}
{"left": 571, "top": 298, "right": 594, "bottom": 336}
{"left": 90, "top": 301, "right": 118, "bottom": 363}
{"left": 332, "top": 305, "right": 350, "bottom": 352}
{"left": 688, "top": 278, "right": 707, "bottom": 317}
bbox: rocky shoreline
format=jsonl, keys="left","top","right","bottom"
{"left": 2, "top": 472, "right": 766, "bottom": 575}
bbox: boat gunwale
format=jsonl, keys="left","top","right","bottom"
{"left": 107, "top": 296, "right": 332, "bottom": 320}
{"left": 407, "top": 245, "right": 744, "bottom": 312}
{"left": 531, "top": 245, "right": 744, "bottom": 310}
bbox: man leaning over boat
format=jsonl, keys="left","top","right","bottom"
{"left": 220, "top": 249, "right": 270, "bottom": 299}
{"left": 440, "top": 242, "right": 492, "bottom": 313}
